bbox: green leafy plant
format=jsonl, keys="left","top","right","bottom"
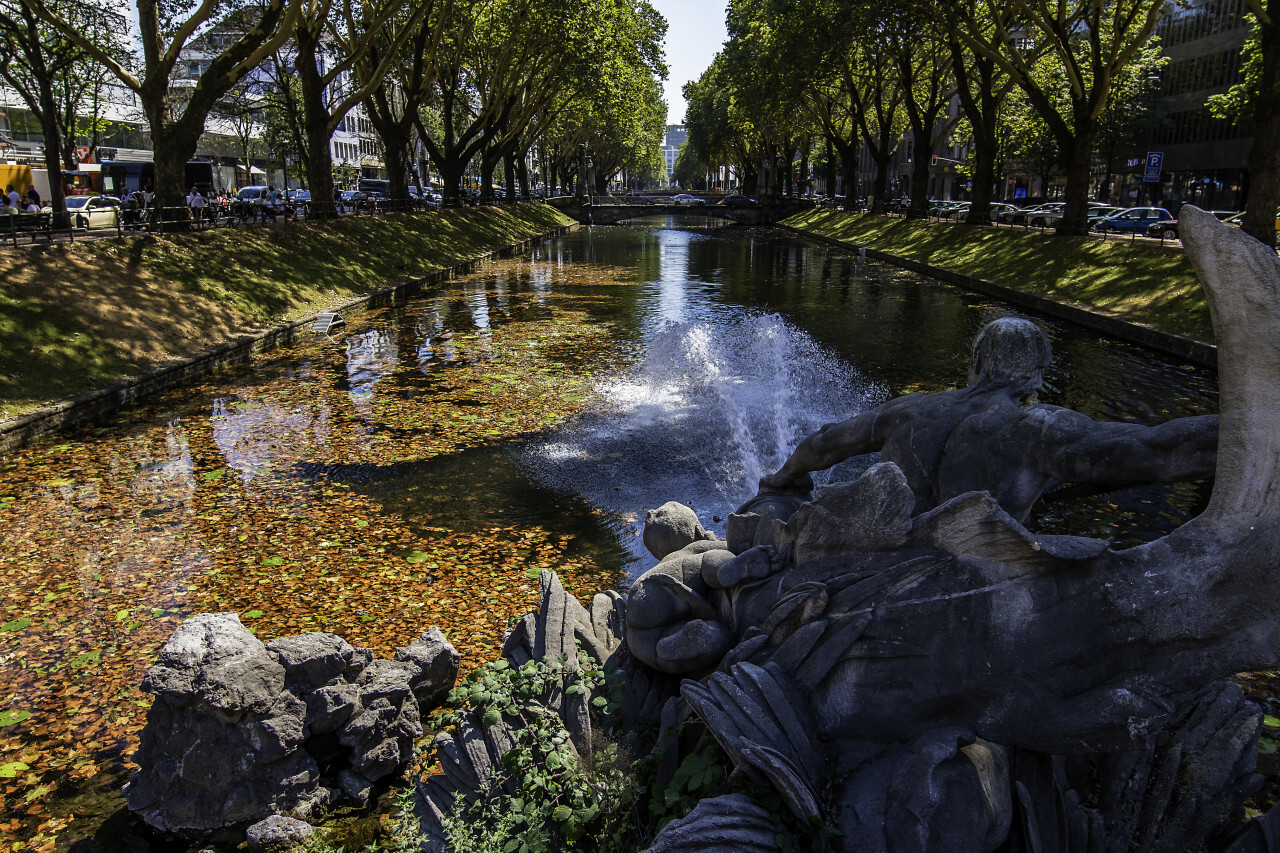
{"left": 437, "top": 650, "right": 644, "bottom": 852}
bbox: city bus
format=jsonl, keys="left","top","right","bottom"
{"left": 99, "top": 160, "right": 216, "bottom": 196}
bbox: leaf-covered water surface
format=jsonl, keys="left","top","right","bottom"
{"left": 0, "top": 256, "right": 644, "bottom": 850}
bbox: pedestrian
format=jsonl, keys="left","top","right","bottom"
{"left": 186, "top": 186, "right": 208, "bottom": 227}
{"left": 123, "top": 191, "right": 140, "bottom": 231}
{"left": 333, "top": 184, "right": 343, "bottom": 213}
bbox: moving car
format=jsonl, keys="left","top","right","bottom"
{"left": 719, "top": 194, "right": 756, "bottom": 207}
{"left": 1092, "top": 207, "right": 1173, "bottom": 234}
{"left": 671, "top": 193, "right": 706, "bottom": 206}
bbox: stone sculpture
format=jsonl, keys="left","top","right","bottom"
{"left": 131, "top": 208, "right": 1278, "bottom": 851}
{"left": 125, "top": 612, "right": 458, "bottom": 839}
{"left": 759, "top": 314, "right": 1218, "bottom": 523}
{"left": 418, "top": 207, "right": 1280, "bottom": 852}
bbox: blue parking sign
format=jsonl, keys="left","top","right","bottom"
{"left": 1143, "top": 152, "right": 1164, "bottom": 183}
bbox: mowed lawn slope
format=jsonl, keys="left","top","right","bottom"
{"left": 783, "top": 210, "right": 1210, "bottom": 343}
{"left": 0, "top": 205, "right": 573, "bottom": 418}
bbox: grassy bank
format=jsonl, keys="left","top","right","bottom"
{"left": 0, "top": 204, "right": 573, "bottom": 418}
{"left": 782, "top": 210, "right": 1211, "bottom": 343}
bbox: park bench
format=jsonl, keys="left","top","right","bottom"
{"left": 4, "top": 212, "right": 51, "bottom": 247}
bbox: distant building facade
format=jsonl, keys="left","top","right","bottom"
{"left": 1143, "top": 0, "right": 1252, "bottom": 211}
{"left": 662, "top": 124, "right": 686, "bottom": 185}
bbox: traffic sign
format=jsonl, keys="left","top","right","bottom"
{"left": 1143, "top": 152, "right": 1163, "bottom": 183}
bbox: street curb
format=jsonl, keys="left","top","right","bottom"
{"left": 777, "top": 224, "right": 1218, "bottom": 370}
{"left": 0, "top": 224, "right": 575, "bottom": 454}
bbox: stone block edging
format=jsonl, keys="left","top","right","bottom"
{"left": 0, "top": 225, "right": 574, "bottom": 454}
{"left": 778, "top": 224, "right": 1217, "bottom": 370}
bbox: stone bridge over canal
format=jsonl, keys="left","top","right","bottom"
{"left": 548, "top": 199, "right": 776, "bottom": 226}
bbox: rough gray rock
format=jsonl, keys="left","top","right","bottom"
{"left": 395, "top": 627, "right": 462, "bottom": 709}
{"left": 125, "top": 614, "right": 317, "bottom": 834}
{"left": 245, "top": 814, "right": 313, "bottom": 850}
{"left": 127, "top": 613, "right": 459, "bottom": 838}
{"left": 267, "top": 632, "right": 365, "bottom": 692}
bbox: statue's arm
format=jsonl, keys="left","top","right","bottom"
{"left": 1037, "top": 410, "right": 1219, "bottom": 485}
{"left": 760, "top": 411, "right": 880, "bottom": 492}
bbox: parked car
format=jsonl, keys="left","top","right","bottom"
{"left": 1093, "top": 206, "right": 1173, "bottom": 234}
{"left": 1022, "top": 203, "right": 1067, "bottom": 228}
{"left": 1145, "top": 209, "right": 1239, "bottom": 240}
{"left": 408, "top": 187, "right": 439, "bottom": 208}
{"left": 59, "top": 195, "right": 122, "bottom": 229}
{"left": 719, "top": 194, "right": 756, "bottom": 207}
{"left": 994, "top": 204, "right": 1029, "bottom": 224}
{"left": 1037, "top": 203, "right": 1121, "bottom": 229}
{"left": 340, "top": 190, "right": 372, "bottom": 209}
{"left": 285, "top": 189, "right": 311, "bottom": 203}
{"left": 929, "top": 200, "right": 969, "bottom": 218}
{"left": 235, "top": 185, "right": 271, "bottom": 204}
{"left": 671, "top": 193, "right": 706, "bottom": 206}
{"left": 622, "top": 192, "right": 657, "bottom": 205}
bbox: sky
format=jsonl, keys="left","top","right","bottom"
{"left": 647, "top": 0, "right": 730, "bottom": 124}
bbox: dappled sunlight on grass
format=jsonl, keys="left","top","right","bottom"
{"left": 783, "top": 210, "right": 1210, "bottom": 342}
{"left": 0, "top": 206, "right": 574, "bottom": 417}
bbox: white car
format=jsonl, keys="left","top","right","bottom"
{"left": 54, "top": 195, "right": 122, "bottom": 229}
{"left": 671, "top": 193, "right": 706, "bottom": 206}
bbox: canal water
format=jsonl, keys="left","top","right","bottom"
{"left": 0, "top": 217, "right": 1218, "bottom": 850}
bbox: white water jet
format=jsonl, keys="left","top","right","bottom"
{"left": 524, "top": 313, "right": 884, "bottom": 568}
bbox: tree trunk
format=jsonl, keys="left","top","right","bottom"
{"left": 439, "top": 161, "right": 464, "bottom": 207}
{"left": 799, "top": 141, "right": 810, "bottom": 196}
{"left": 951, "top": 44, "right": 1002, "bottom": 227}
{"left": 871, "top": 153, "right": 892, "bottom": 214}
{"left": 297, "top": 35, "right": 336, "bottom": 219}
{"left": 965, "top": 130, "right": 997, "bottom": 225}
{"left": 152, "top": 134, "right": 196, "bottom": 228}
{"left": 384, "top": 138, "right": 409, "bottom": 209}
{"left": 480, "top": 153, "right": 498, "bottom": 204}
{"left": 505, "top": 151, "right": 518, "bottom": 202}
{"left": 907, "top": 129, "right": 932, "bottom": 219}
{"left": 36, "top": 83, "right": 69, "bottom": 230}
{"left": 825, "top": 136, "right": 837, "bottom": 200}
{"left": 1055, "top": 123, "right": 1096, "bottom": 236}
{"left": 833, "top": 138, "right": 858, "bottom": 210}
{"left": 517, "top": 154, "right": 530, "bottom": 200}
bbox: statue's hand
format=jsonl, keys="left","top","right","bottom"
{"left": 704, "top": 545, "right": 784, "bottom": 589}
{"left": 759, "top": 470, "right": 814, "bottom": 496}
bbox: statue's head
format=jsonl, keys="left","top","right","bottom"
{"left": 968, "top": 318, "right": 1052, "bottom": 394}
{"left": 644, "top": 501, "right": 717, "bottom": 560}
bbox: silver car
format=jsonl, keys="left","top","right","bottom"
{"left": 58, "top": 195, "right": 122, "bottom": 229}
